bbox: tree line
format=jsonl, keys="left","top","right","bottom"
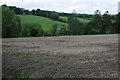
{"left": 2, "top": 5, "right": 119, "bottom": 38}
{"left": 2, "top": 4, "right": 95, "bottom": 22}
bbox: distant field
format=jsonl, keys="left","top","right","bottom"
{"left": 18, "top": 15, "right": 68, "bottom": 32}
{"left": 60, "top": 16, "right": 91, "bottom": 24}
{"left": 18, "top": 15, "right": 91, "bottom": 32}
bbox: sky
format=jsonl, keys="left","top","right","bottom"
{"left": 0, "top": 0, "right": 119, "bottom": 14}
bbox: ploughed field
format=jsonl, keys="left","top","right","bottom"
{"left": 2, "top": 34, "right": 118, "bottom": 78}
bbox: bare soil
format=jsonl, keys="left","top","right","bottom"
{"left": 2, "top": 34, "right": 118, "bottom": 78}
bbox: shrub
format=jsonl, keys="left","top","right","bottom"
{"left": 21, "top": 23, "right": 44, "bottom": 37}
{"left": 55, "top": 26, "right": 68, "bottom": 36}
{"left": 50, "top": 23, "right": 58, "bottom": 36}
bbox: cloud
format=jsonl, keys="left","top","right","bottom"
{"left": 0, "top": 0, "right": 118, "bottom": 14}
{"left": 119, "top": 1, "right": 120, "bottom": 12}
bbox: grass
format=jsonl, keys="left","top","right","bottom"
{"left": 18, "top": 15, "right": 91, "bottom": 34}
{"left": 60, "top": 16, "right": 91, "bottom": 24}
{"left": 18, "top": 15, "right": 68, "bottom": 32}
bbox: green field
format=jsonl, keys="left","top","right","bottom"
{"left": 60, "top": 16, "right": 91, "bottom": 24}
{"left": 18, "top": 15, "right": 91, "bottom": 32}
{"left": 18, "top": 15, "right": 68, "bottom": 32}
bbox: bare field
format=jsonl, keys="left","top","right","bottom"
{"left": 2, "top": 34, "right": 118, "bottom": 78}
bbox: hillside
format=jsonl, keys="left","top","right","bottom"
{"left": 60, "top": 16, "right": 91, "bottom": 24}
{"left": 18, "top": 15, "right": 92, "bottom": 32}
{"left": 18, "top": 15, "right": 68, "bottom": 32}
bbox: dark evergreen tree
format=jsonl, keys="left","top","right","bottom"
{"left": 68, "top": 11, "right": 83, "bottom": 35}
{"left": 31, "top": 9, "right": 36, "bottom": 15}
{"left": 102, "top": 11, "right": 112, "bottom": 34}
{"left": 36, "top": 9, "right": 41, "bottom": 16}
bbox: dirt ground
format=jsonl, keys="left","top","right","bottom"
{"left": 2, "top": 34, "right": 118, "bottom": 78}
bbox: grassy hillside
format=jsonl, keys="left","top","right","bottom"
{"left": 18, "top": 15, "right": 92, "bottom": 33}
{"left": 18, "top": 15, "right": 68, "bottom": 32}
{"left": 60, "top": 16, "right": 91, "bottom": 24}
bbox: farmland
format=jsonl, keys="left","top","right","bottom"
{"left": 2, "top": 34, "right": 118, "bottom": 78}
{"left": 18, "top": 15, "right": 68, "bottom": 32}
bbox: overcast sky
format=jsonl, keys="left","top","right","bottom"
{"left": 0, "top": 0, "right": 119, "bottom": 14}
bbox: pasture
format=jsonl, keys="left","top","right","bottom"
{"left": 18, "top": 15, "right": 68, "bottom": 32}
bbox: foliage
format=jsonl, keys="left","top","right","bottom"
{"left": 49, "top": 12, "right": 59, "bottom": 20}
{"left": 2, "top": 4, "right": 118, "bottom": 38}
{"left": 35, "top": 9, "right": 41, "bottom": 16}
{"left": 31, "top": 9, "right": 36, "bottom": 15}
{"left": 101, "top": 11, "right": 112, "bottom": 34}
{"left": 3, "top": 4, "right": 94, "bottom": 22}
{"left": 21, "top": 23, "right": 44, "bottom": 37}
{"left": 2, "top": 6, "right": 21, "bottom": 38}
{"left": 68, "top": 13, "right": 84, "bottom": 35}
{"left": 50, "top": 24, "right": 58, "bottom": 36}
{"left": 55, "top": 26, "right": 68, "bottom": 36}
{"left": 118, "top": 12, "right": 120, "bottom": 33}
{"left": 84, "top": 10, "right": 116, "bottom": 34}
{"left": 60, "top": 16, "right": 90, "bottom": 24}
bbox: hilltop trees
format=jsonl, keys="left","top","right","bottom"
{"left": 2, "top": 6, "right": 21, "bottom": 38}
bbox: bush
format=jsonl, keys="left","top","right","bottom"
{"left": 21, "top": 23, "right": 44, "bottom": 37}
{"left": 49, "top": 12, "right": 59, "bottom": 20}
{"left": 55, "top": 26, "right": 68, "bottom": 36}
{"left": 50, "top": 23, "right": 58, "bottom": 36}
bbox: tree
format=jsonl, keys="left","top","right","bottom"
{"left": 49, "top": 12, "right": 59, "bottom": 20}
{"left": 21, "top": 23, "right": 44, "bottom": 37}
{"left": 94, "top": 10, "right": 102, "bottom": 33}
{"left": 88, "top": 10, "right": 102, "bottom": 34}
{"left": 118, "top": 12, "right": 120, "bottom": 33}
{"left": 101, "top": 11, "right": 112, "bottom": 34}
{"left": 2, "top": 6, "right": 21, "bottom": 38}
{"left": 84, "top": 22, "right": 92, "bottom": 35}
{"left": 111, "top": 13, "right": 119, "bottom": 34}
{"left": 12, "top": 16, "right": 21, "bottom": 37}
{"left": 36, "top": 9, "right": 41, "bottom": 16}
{"left": 24, "top": 9, "right": 30, "bottom": 15}
{"left": 68, "top": 11, "right": 83, "bottom": 35}
{"left": 31, "top": 9, "right": 36, "bottom": 15}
